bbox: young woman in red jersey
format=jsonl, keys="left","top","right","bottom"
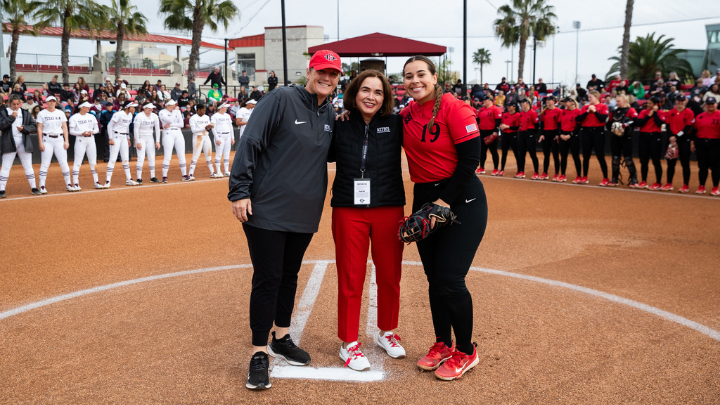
{"left": 400, "top": 55, "right": 487, "bottom": 381}
{"left": 606, "top": 94, "right": 639, "bottom": 187}
{"left": 498, "top": 102, "right": 521, "bottom": 176}
{"left": 475, "top": 94, "right": 502, "bottom": 175}
{"left": 517, "top": 98, "right": 540, "bottom": 179}
{"left": 635, "top": 97, "right": 667, "bottom": 190}
{"left": 558, "top": 97, "right": 582, "bottom": 183}
{"left": 665, "top": 97, "right": 695, "bottom": 192}
{"left": 539, "top": 96, "right": 562, "bottom": 180}
{"left": 691, "top": 97, "right": 720, "bottom": 195}
{"left": 575, "top": 90, "right": 609, "bottom": 186}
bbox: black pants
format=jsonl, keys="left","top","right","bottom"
{"left": 695, "top": 138, "right": 720, "bottom": 187}
{"left": 243, "top": 223, "right": 314, "bottom": 346}
{"left": 500, "top": 132, "right": 517, "bottom": 171}
{"left": 98, "top": 127, "right": 110, "bottom": 160}
{"left": 666, "top": 136, "right": 692, "bottom": 185}
{"left": 517, "top": 130, "right": 539, "bottom": 174}
{"left": 639, "top": 132, "right": 663, "bottom": 184}
{"left": 480, "top": 130, "right": 499, "bottom": 170}
{"left": 581, "top": 127, "right": 608, "bottom": 178}
{"left": 541, "top": 130, "right": 559, "bottom": 174}
{"left": 413, "top": 177, "right": 488, "bottom": 355}
{"left": 559, "top": 132, "right": 581, "bottom": 177}
{"left": 610, "top": 132, "right": 637, "bottom": 183}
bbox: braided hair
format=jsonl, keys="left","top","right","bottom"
{"left": 403, "top": 55, "right": 443, "bottom": 128}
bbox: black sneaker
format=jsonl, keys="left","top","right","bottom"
{"left": 267, "top": 332, "right": 311, "bottom": 366}
{"left": 136, "top": 179, "right": 143, "bottom": 185}
{"left": 0, "top": 190, "right": 5, "bottom": 198}
{"left": 150, "top": 177, "right": 160, "bottom": 183}
{"left": 31, "top": 188, "right": 41, "bottom": 195}
{"left": 246, "top": 352, "right": 271, "bottom": 390}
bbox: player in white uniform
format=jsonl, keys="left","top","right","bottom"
{"left": 188, "top": 104, "right": 215, "bottom": 180}
{"left": 235, "top": 99, "right": 256, "bottom": 139}
{"left": 133, "top": 103, "right": 162, "bottom": 184}
{"left": 0, "top": 94, "right": 40, "bottom": 198}
{"left": 68, "top": 102, "right": 102, "bottom": 191}
{"left": 37, "top": 96, "right": 71, "bottom": 193}
{"left": 158, "top": 100, "right": 189, "bottom": 183}
{"left": 104, "top": 101, "right": 139, "bottom": 188}
{"left": 211, "top": 102, "right": 234, "bottom": 177}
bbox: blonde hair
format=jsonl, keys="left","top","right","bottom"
{"left": 702, "top": 70, "right": 711, "bottom": 78}
{"left": 589, "top": 90, "right": 601, "bottom": 101}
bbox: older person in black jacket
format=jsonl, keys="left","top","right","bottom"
{"left": 329, "top": 70, "right": 406, "bottom": 371}
{"left": 0, "top": 94, "right": 40, "bottom": 197}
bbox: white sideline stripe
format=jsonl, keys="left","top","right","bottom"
{"left": 271, "top": 365, "right": 384, "bottom": 382}
{"left": 287, "top": 261, "right": 329, "bottom": 347}
{"left": 365, "top": 263, "right": 385, "bottom": 371}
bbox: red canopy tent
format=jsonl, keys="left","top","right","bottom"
{"left": 308, "top": 33, "right": 446, "bottom": 57}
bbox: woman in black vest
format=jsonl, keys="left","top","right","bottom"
{"left": 329, "top": 70, "right": 406, "bottom": 371}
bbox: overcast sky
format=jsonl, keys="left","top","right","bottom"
{"left": 6, "top": 0, "right": 720, "bottom": 86}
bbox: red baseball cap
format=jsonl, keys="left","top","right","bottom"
{"left": 309, "top": 50, "right": 342, "bottom": 73}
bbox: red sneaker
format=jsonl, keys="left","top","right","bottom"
{"left": 531, "top": 172, "right": 540, "bottom": 180}
{"left": 540, "top": 172, "right": 549, "bottom": 180}
{"left": 696, "top": 185, "right": 706, "bottom": 194}
{"left": 552, "top": 174, "right": 559, "bottom": 182}
{"left": 581, "top": 176, "right": 589, "bottom": 184}
{"left": 572, "top": 176, "right": 581, "bottom": 184}
{"left": 515, "top": 171, "right": 525, "bottom": 178}
{"left": 558, "top": 174, "right": 567, "bottom": 182}
{"left": 661, "top": 183, "right": 673, "bottom": 191}
{"left": 476, "top": 167, "right": 485, "bottom": 174}
{"left": 712, "top": 187, "right": 720, "bottom": 196}
{"left": 491, "top": 169, "right": 499, "bottom": 176}
{"left": 599, "top": 178, "right": 609, "bottom": 187}
{"left": 497, "top": 170, "right": 505, "bottom": 176}
{"left": 649, "top": 183, "right": 661, "bottom": 191}
{"left": 679, "top": 184, "right": 689, "bottom": 193}
{"left": 638, "top": 181, "right": 648, "bottom": 189}
{"left": 607, "top": 180, "right": 617, "bottom": 187}
{"left": 417, "top": 341, "right": 454, "bottom": 371}
{"left": 434, "top": 344, "right": 479, "bottom": 381}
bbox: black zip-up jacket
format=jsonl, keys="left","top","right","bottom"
{"left": 228, "top": 85, "right": 336, "bottom": 233}
{"left": 0, "top": 108, "right": 37, "bottom": 154}
{"left": 329, "top": 111, "right": 405, "bottom": 208}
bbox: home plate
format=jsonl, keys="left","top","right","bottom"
{"left": 271, "top": 365, "right": 385, "bottom": 382}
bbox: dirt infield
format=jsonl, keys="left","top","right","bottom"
{"left": 1, "top": 152, "right": 719, "bottom": 403}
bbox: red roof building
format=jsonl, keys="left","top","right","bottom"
{"left": 308, "top": 33, "right": 446, "bottom": 57}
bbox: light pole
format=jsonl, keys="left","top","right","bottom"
{"left": 573, "top": 21, "right": 581, "bottom": 86}
{"left": 552, "top": 26, "right": 559, "bottom": 86}
{"left": 510, "top": 43, "right": 514, "bottom": 82}
{"left": 505, "top": 60, "right": 511, "bottom": 80}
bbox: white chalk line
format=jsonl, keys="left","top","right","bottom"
{"left": 1, "top": 260, "right": 718, "bottom": 383}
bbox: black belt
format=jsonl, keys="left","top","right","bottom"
{"left": 114, "top": 132, "right": 128, "bottom": 135}
{"left": 44, "top": 134, "right": 60, "bottom": 138}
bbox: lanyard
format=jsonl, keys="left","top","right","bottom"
{"left": 360, "top": 124, "right": 369, "bottom": 178}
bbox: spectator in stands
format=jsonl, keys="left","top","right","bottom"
{"left": 171, "top": 82, "right": 183, "bottom": 100}
{"left": 607, "top": 75, "right": 621, "bottom": 92}
{"left": 23, "top": 96, "right": 37, "bottom": 111}
{"left": 30, "top": 105, "right": 41, "bottom": 120}
{"left": 249, "top": 85, "right": 262, "bottom": 101}
{"left": 649, "top": 78, "right": 667, "bottom": 97}
{"left": 114, "top": 93, "right": 127, "bottom": 111}
{"left": 515, "top": 77, "right": 528, "bottom": 91}
{"left": 238, "top": 69, "right": 250, "bottom": 91}
{"left": 471, "top": 83, "right": 482, "bottom": 100}
{"left": 505, "top": 86, "right": 518, "bottom": 106}
{"left": 536, "top": 78, "right": 547, "bottom": 97}
{"left": 615, "top": 80, "right": 628, "bottom": 95}
{"left": 700, "top": 70, "right": 713, "bottom": 87}
{"left": 187, "top": 76, "right": 196, "bottom": 100}
{"left": 208, "top": 84, "right": 222, "bottom": 103}
{"left": 11, "top": 83, "right": 25, "bottom": 101}
{"left": 113, "top": 76, "right": 129, "bottom": 93}
{"left": 14, "top": 75, "right": 27, "bottom": 93}
{"left": 1, "top": 74, "right": 10, "bottom": 94}
{"left": 159, "top": 85, "right": 171, "bottom": 101}
{"left": 59, "top": 83, "right": 73, "bottom": 103}
{"left": 154, "top": 80, "right": 163, "bottom": 92}
{"left": 41, "top": 84, "right": 50, "bottom": 97}
{"left": 704, "top": 83, "right": 720, "bottom": 103}
{"left": 586, "top": 74, "right": 604, "bottom": 92}
{"left": 204, "top": 67, "right": 226, "bottom": 94}
{"left": 496, "top": 77, "right": 510, "bottom": 93}
{"left": 238, "top": 85, "right": 248, "bottom": 101}
{"left": 453, "top": 79, "right": 464, "bottom": 96}
{"left": 32, "top": 90, "right": 42, "bottom": 105}
{"left": 91, "top": 98, "right": 104, "bottom": 115}
{"left": 267, "top": 70, "right": 278, "bottom": 92}
{"left": 77, "top": 77, "right": 89, "bottom": 93}
{"left": 495, "top": 89, "right": 505, "bottom": 107}
{"left": 72, "top": 83, "right": 82, "bottom": 103}
{"left": 178, "top": 90, "right": 190, "bottom": 108}
{"left": 575, "top": 83, "right": 588, "bottom": 103}
{"left": 667, "top": 72, "right": 681, "bottom": 88}
{"left": 443, "top": 82, "right": 452, "bottom": 93}
{"left": 94, "top": 84, "right": 110, "bottom": 101}
{"left": 715, "top": 68, "right": 720, "bottom": 85}
{"left": 116, "top": 83, "right": 129, "bottom": 98}
{"left": 138, "top": 80, "right": 152, "bottom": 99}
{"left": 47, "top": 75, "right": 62, "bottom": 96}
{"left": 629, "top": 80, "right": 645, "bottom": 100}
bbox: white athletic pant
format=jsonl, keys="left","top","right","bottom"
{"left": 0, "top": 135, "right": 36, "bottom": 191}
{"left": 39, "top": 135, "right": 71, "bottom": 188}
{"left": 106, "top": 132, "right": 132, "bottom": 183}
{"left": 162, "top": 129, "right": 187, "bottom": 178}
{"left": 189, "top": 134, "right": 214, "bottom": 176}
{"left": 136, "top": 135, "right": 157, "bottom": 180}
{"left": 73, "top": 136, "right": 98, "bottom": 186}
{"left": 214, "top": 133, "right": 232, "bottom": 174}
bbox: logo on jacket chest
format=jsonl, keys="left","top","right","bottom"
{"left": 377, "top": 127, "right": 390, "bottom": 133}
{"left": 324, "top": 124, "right": 332, "bottom": 132}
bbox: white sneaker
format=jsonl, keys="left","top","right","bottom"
{"left": 66, "top": 184, "right": 75, "bottom": 192}
{"left": 188, "top": 174, "right": 196, "bottom": 181}
{"left": 211, "top": 172, "right": 223, "bottom": 178}
{"left": 73, "top": 184, "right": 81, "bottom": 192}
{"left": 339, "top": 342, "right": 370, "bottom": 371}
{"left": 94, "top": 182, "right": 104, "bottom": 189}
{"left": 224, "top": 172, "right": 231, "bottom": 177}
{"left": 103, "top": 181, "right": 111, "bottom": 189}
{"left": 376, "top": 332, "right": 406, "bottom": 359}
{"left": 126, "top": 179, "right": 139, "bottom": 186}
{"left": 39, "top": 186, "right": 47, "bottom": 194}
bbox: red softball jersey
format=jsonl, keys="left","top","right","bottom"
{"left": 694, "top": 110, "right": 720, "bottom": 139}
{"left": 519, "top": 109, "right": 539, "bottom": 131}
{"left": 541, "top": 107, "right": 562, "bottom": 130}
{"left": 401, "top": 93, "right": 480, "bottom": 183}
{"left": 578, "top": 103, "right": 609, "bottom": 127}
{"left": 637, "top": 109, "right": 667, "bottom": 133}
{"left": 501, "top": 111, "right": 521, "bottom": 133}
{"left": 667, "top": 108, "right": 695, "bottom": 135}
{"left": 559, "top": 108, "right": 581, "bottom": 132}
{"left": 476, "top": 105, "right": 503, "bottom": 130}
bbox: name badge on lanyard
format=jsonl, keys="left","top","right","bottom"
{"left": 354, "top": 125, "right": 371, "bottom": 206}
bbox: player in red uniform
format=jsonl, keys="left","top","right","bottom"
{"left": 558, "top": 98, "right": 582, "bottom": 183}
{"left": 400, "top": 55, "right": 487, "bottom": 381}
{"left": 539, "top": 96, "right": 562, "bottom": 180}
{"left": 475, "top": 94, "right": 502, "bottom": 175}
{"left": 665, "top": 96, "right": 695, "bottom": 192}
{"left": 575, "top": 90, "right": 609, "bottom": 186}
{"left": 498, "top": 103, "right": 520, "bottom": 177}
{"left": 635, "top": 97, "right": 667, "bottom": 190}
{"left": 517, "top": 98, "right": 540, "bottom": 179}
{"left": 691, "top": 97, "right": 720, "bottom": 195}
{"left": 606, "top": 94, "right": 639, "bottom": 187}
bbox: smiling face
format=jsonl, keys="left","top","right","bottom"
{"left": 403, "top": 60, "right": 437, "bottom": 104}
{"left": 482, "top": 99, "right": 493, "bottom": 108}
{"left": 305, "top": 68, "right": 340, "bottom": 102}
{"left": 355, "top": 77, "right": 384, "bottom": 119}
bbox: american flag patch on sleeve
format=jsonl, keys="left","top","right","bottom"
{"left": 465, "top": 123, "right": 478, "bottom": 133}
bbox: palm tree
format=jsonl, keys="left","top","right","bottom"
{"left": 605, "top": 33, "right": 693, "bottom": 82}
{"left": 34, "top": 0, "right": 106, "bottom": 84}
{"left": 494, "top": 0, "right": 556, "bottom": 81}
{"left": 106, "top": 0, "right": 148, "bottom": 80}
{"left": 2, "top": 0, "right": 40, "bottom": 81}
{"left": 620, "top": 0, "right": 634, "bottom": 79}
{"left": 472, "top": 48, "right": 491, "bottom": 84}
{"left": 109, "top": 51, "right": 130, "bottom": 68}
{"left": 159, "top": 0, "right": 239, "bottom": 80}
{"left": 142, "top": 58, "right": 155, "bottom": 69}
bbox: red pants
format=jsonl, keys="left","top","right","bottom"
{"left": 332, "top": 206, "right": 404, "bottom": 343}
